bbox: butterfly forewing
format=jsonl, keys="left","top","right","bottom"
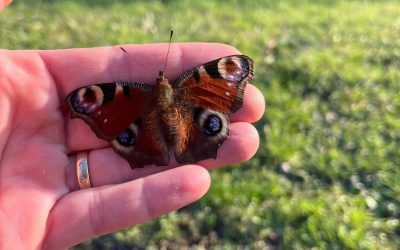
{"left": 173, "top": 55, "right": 254, "bottom": 114}
{"left": 66, "top": 82, "right": 151, "bottom": 139}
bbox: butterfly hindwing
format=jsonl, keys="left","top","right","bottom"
{"left": 110, "top": 112, "right": 169, "bottom": 167}
{"left": 173, "top": 107, "right": 229, "bottom": 164}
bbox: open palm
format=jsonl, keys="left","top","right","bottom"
{"left": 0, "top": 43, "right": 264, "bottom": 249}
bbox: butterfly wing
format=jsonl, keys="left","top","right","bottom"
{"left": 66, "top": 82, "right": 169, "bottom": 167}
{"left": 172, "top": 55, "right": 254, "bottom": 163}
{"left": 174, "top": 55, "right": 254, "bottom": 113}
{"left": 172, "top": 106, "right": 230, "bottom": 164}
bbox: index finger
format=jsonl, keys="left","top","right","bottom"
{"left": 40, "top": 43, "right": 242, "bottom": 96}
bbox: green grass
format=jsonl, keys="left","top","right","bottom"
{"left": 1, "top": 0, "right": 399, "bottom": 249}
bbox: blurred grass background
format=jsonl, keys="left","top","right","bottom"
{"left": 1, "top": 0, "right": 400, "bottom": 249}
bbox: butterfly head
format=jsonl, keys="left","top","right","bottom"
{"left": 157, "top": 70, "right": 170, "bottom": 85}
{"left": 155, "top": 70, "right": 173, "bottom": 104}
{"left": 158, "top": 70, "right": 166, "bottom": 80}
{"left": 156, "top": 70, "right": 171, "bottom": 87}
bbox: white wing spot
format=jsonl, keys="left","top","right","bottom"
{"left": 225, "top": 91, "right": 231, "bottom": 96}
{"left": 104, "top": 118, "right": 108, "bottom": 123}
{"left": 226, "top": 82, "right": 235, "bottom": 87}
{"left": 116, "top": 84, "right": 124, "bottom": 95}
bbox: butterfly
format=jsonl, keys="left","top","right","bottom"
{"left": 66, "top": 53, "right": 254, "bottom": 168}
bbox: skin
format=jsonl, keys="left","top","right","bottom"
{"left": 0, "top": 43, "right": 265, "bottom": 250}
{"left": 0, "top": 0, "right": 12, "bottom": 12}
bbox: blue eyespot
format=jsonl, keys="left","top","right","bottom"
{"left": 203, "top": 115, "right": 222, "bottom": 136}
{"left": 117, "top": 128, "right": 135, "bottom": 146}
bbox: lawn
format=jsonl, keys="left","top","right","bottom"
{"left": 1, "top": 0, "right": 399, "bottom": 249}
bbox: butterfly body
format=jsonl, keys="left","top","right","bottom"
{"left": 66, "top": 55, "right": 254, "bottom": 168}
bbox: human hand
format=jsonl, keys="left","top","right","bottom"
{"left": 0, "top": 43, "right": 264, "bottom": 249}
{"left": 0, "top": 0, "right": 13, "bottom": 12}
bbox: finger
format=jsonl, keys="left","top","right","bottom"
{"left": 0, "top": 0, "right": 13, "bottom": 12}
{"left": 40, "top": 43, "right": 240, "bottom": 94}
{"left": 44, "top": 165, "right": 210, "bottom": 249}
{"left": 230, "top": 84, "right": 265, "bottom": 123}
{"left": 66, "top": 83, "right": 264, "bottom": 152}
{"left": 65, "top": 122, "right": 258, "bottom": 190}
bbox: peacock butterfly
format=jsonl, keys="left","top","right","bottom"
{"left": 66, "top": 49, "right": 254, "bottom": 168}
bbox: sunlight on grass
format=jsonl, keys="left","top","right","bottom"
{"left": 1, "top": 0, "right": 399, "bottom": 248}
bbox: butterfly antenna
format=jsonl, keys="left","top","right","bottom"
{"left": 162, "top": 30, "right": 174, "bottom": 73}
{"left": 120, "top": 47, "right": 154, "bottom": 76}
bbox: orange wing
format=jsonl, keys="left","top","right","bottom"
{"left": 173, "top": 55, "right": 254, "bottom": 114}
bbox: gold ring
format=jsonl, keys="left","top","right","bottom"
{"left": 76, "top": 151, "right": 91, "bottom": 189}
